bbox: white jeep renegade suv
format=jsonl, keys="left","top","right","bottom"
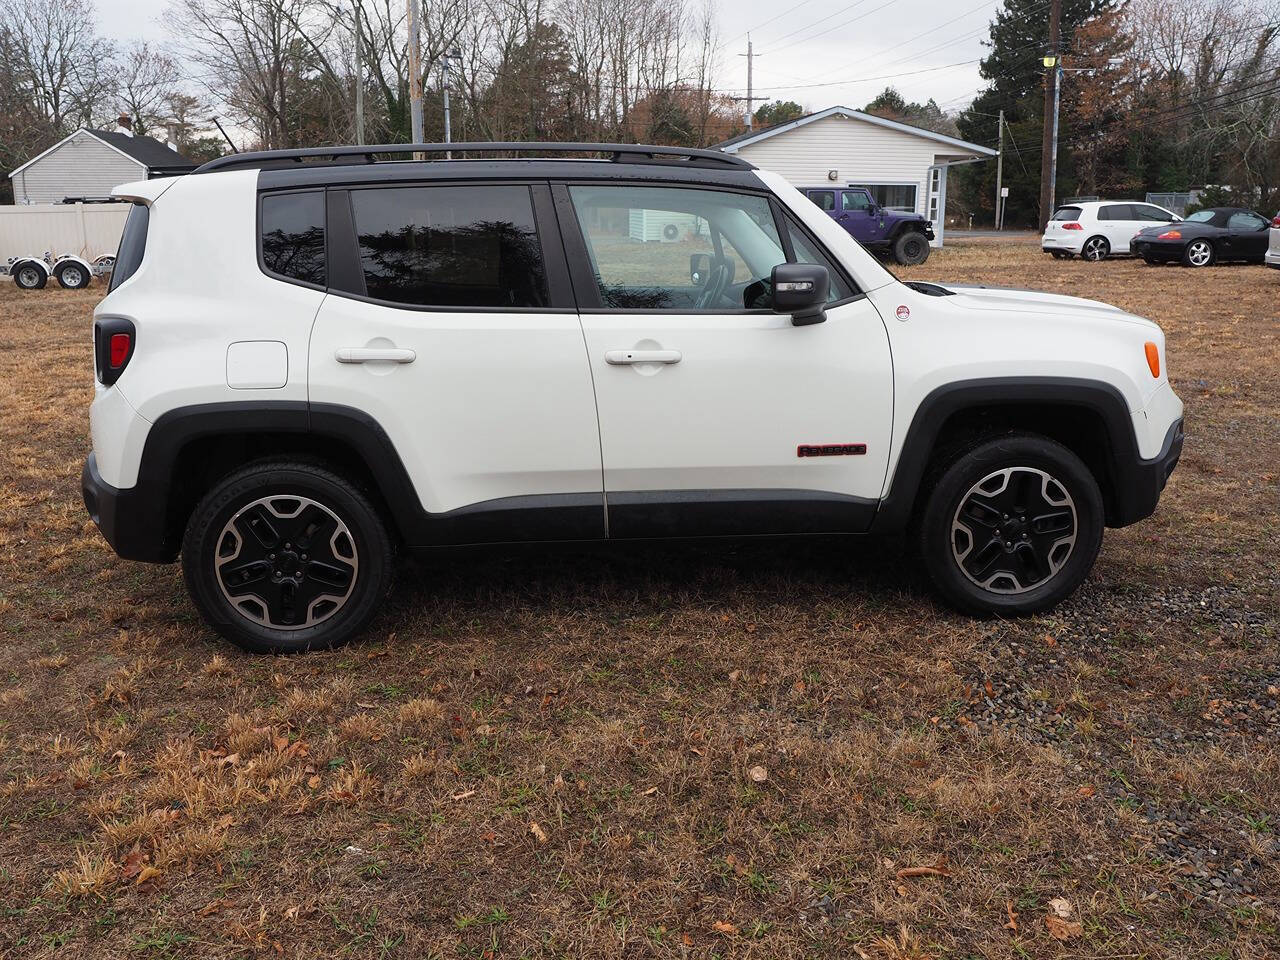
{"left": 82, "top": 143, "right": 1185, "bottom": 653}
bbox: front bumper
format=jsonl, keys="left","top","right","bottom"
{"left": 82, "top": 453, "right": 177, "bottom": 563}
{"left": 1130, "top": 239, "right": 1181, "bottom": 261}
{"left": 1110, "top": 417, "right": 1183, "bottom": 527}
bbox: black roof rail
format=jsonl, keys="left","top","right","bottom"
{"left": 193, "top": 141, "right": 753, "bottom": 175}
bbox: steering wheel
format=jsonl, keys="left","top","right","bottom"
{"left": 695, "top": 259, "right": 733, "bottom": 309}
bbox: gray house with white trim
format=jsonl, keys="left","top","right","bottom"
{"left": 716, "top": 106, "right": 998, "bottom": 245}
{"left": 8, "top": 127, "right": 194, "bottom": 205}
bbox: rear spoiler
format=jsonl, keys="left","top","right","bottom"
{"left": 111, "top": 177, "right": 185, "bottom": 205}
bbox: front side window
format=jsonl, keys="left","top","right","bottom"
{"left": 568, "top": 185, "right": 785, "bottom": 310}
{"left": 841, "top": 190, "right": 872, "bottom": 212}
{"left": 349, "top": 185, "right": 547, "bottom": 308}
{"left": 1228, "top": 211, "right": 1267, "bottom": 231}
{"left": 260, "top": 191, "right": 326, "bottom": 286}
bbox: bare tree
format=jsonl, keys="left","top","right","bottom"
{"left": 116, "top": 42, "right": 183, "bottom": 137}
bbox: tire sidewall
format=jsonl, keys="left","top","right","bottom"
{"left": 919, "top": 435, "right": 1104, "bottom": 616}
{"left": 895, "top": 231, "right": 929, "bottom": 265}
{"left": 182, "top": 464, "right": 392, "bottom": 653}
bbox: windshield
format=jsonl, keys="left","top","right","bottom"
{"left": 1185, "top": 210, "right": 1216, "bottom": 223}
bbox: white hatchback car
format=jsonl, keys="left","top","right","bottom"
{"left": 1043, "top": 201, "right": 1181, "bottom": 262}
{"left": 1267, "top": 211, "right": 1280, "bottom": 268}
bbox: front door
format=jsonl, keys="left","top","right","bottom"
{"left": 308, "top": 182, "right": 604, "bottom": 543}
{"left": 839, "top": 188, "right": 883, "bottom": 244}
{"left": 1223, "top": 210, "right": 1271, "bottom": 259}
{"left": 559, "top": 183, "right": 893, "bottom": 538}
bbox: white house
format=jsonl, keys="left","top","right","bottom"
{"left": 8, "top": 126, "right": 193, "bottom": 205}
{"left": 716, "top": 106, "right": 998, "bottom": 245}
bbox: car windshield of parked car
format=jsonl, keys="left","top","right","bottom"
{"left": 1184, "top": 210, "right": 1218, "bottom": 224}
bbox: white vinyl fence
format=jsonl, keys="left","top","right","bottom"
{"left": 0, "top": 203, "right": 130, "bottom": 264}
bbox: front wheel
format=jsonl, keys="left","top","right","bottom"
{"left": 893, "top": 231, "right": 930, "bottom": 265}
{"left": 918, "top": 434, "right": 1104, "bottom": 616}
{"left": 182, "top": 461, "right": 393, "bottom": 653}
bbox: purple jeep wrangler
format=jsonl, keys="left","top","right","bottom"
{"left": 802, "top": 186, "right": 934, "bottom": 265}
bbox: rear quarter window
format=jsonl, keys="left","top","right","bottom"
{"left": 260, "top": 191, "right": 326, "bottom": 287}
{"left": 108, "top": 203, "right": 149, "bottom": 292}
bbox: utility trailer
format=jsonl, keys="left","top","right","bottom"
{"left": 0, "top": 199, "right": 130, "bottom": 290}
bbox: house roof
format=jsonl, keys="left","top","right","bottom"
{"left": 716, "top": 105, "right": 999, "bottom": 157}
{"left": 9, "top": 128, "right": 194, "bottom": 179}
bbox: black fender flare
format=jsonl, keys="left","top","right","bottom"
{"left": 870, "top": 377, "right": 1161, "bottom": 533}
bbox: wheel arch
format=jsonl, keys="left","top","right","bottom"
{"left": 872, "top": 378, "right": 1147, "bottom": 534}
{"left": 10, "top": 257, "right": 49, "bottom": 279}
{"left": 134, "top": 402, "right": 422, "bottom": 560}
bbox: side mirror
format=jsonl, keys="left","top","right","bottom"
{"left": 690, "top": 252, "right": 712, "bottom": 285}
{"left": 771, "top": 262, "right": 829, "bottom": 326}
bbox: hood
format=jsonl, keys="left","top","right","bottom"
{"left": 935, "top": 283, "right": 1160, "bottom": 331}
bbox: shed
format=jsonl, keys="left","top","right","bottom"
{"left": 716, "top": 106, "right": 998, "bottom": 245}
{"left": 8, "top": 127, "right": 194, "bottom": 205}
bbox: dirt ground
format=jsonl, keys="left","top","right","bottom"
{"left": 1, "top": 243, "right": 1277, "bottom": 958}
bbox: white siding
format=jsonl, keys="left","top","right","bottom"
{"left": 730, "top": 114, "right": 941, "bottom": 216}
{"left": 10, "top": 131, "right": 145, "bottom": 205}
{"left": 0, "top": 203, "right": 130, "bottom": 261}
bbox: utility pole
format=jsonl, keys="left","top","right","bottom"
{"left": 732, "top": 38, "right": 766, "bottom": 131}
{"left": 407, "top": 0, "right": 423, "bottom": 145}
{"left": 354, "top": 2, "right": 365, "bottom": 145}
{"left": 1038, "top": 0, "right": 1061, "bottom": 231}
{"left": 442, "top": 48, "right": 459, "bottom": 158}
{"left": 994, "top": 109, "right": 1004, "bottom": 230}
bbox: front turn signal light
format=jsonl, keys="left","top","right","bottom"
{"left": 1144, "top": 341, "right": 1160, "bottom": 378}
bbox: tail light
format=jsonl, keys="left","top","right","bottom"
{"left": 94, "top": 317, "right": 135, "bottom": 385}
{"left": 1158, "top": 229, "right": 1182, "bottom": 239}
{"left": 1061, "top": 222, "right": 1083, "bottom": 230}
{"left": 1271, "top": 213, "right": 1280, "bottom": 228}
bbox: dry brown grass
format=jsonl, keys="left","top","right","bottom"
{"left": 0, "top": 249, "right": 1277, "bottom": 957}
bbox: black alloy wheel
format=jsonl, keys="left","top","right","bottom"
{"left": 183, "top": 461, "right": 393, "bottom": 653}
{"left": 918, "top": 434, "right": 1104, "bottom": 616}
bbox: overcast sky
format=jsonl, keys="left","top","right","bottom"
{"left": 93, "top": 0, "right": 997, "bottom": 121}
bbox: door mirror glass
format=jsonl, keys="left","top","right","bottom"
{"left": 689, "top": 252, "right": 712, "bottom": 285}
{"left": 771, "top": 262, "right": 829, "bottom": 325}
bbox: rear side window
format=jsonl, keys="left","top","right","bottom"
{"left": 349, "top": 185, "right": 547, "bottom": 308}
{"left": 1098, "top": 204, "right": 1133, "bottom": 221}
{"left": 808, "top": 190, "right": 836, "bottom": 211}
{"left": 1051, "top": 206, "right": 1082, "bottom": 221}
{"left": 1134, "top": 204, "right": 1174, "bottom": 222}
{"left": 261, "top": 191, "right": 326, "bottom": 286}
{"left": 109, "top": 202, "right": 148, "bottom": 291}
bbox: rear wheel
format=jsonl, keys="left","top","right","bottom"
{"left": 918, "top": 434, "right": 1104, "bottom": 616}
{"left": 893, "top": 231, "right": 930, "bottom": 265}
{"left": 182, "top": 461, "right": 393, "bottom": 653}
{"left": 54, "top": 260, "right": 90, "bottom": 289}
{"left": 12, "top": 262, "right": 46, "bottom": 289}
{"left": 1182, "top": 239, "right": 1214, "bottom": 267}
{"left": 1081, "top": 235, "right": 1110, "bottom": 261}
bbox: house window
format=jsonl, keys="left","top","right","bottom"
{"left": 848, "top": 183, "right": 918, "bottom": 213}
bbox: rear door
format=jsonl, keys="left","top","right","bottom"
{"left": 307, "top": 182, "right": 604, "bottom": 543}
{"left": 1096, "top": 203, "right": 1138, "bottom": 251}
{"left": 559, "top": 181, "right": 893, "bottom": 538}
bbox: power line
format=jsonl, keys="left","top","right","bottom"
{"left": 723, "top": 0, "right": 827, "bottom": 48}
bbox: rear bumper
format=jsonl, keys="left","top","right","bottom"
{"left": 1111, "top": 417, "right": 1183, "bottom": 527}
{"left": 82, "top": 453, "right": 177, "bottom": 563}
{"left": 1266, "top": 247, "right": 1280, "bottom": 268}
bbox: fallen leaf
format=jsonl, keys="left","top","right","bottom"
{"left": 198, "top": 898, "right": 232, "bottom": 917}
{"left": 1004, "top": 900, "right": 1018, "bottom": 932}
{"left": 724, "top": 854, "right": 748, "bottom": 877}
{"left": 273, "top": 735, "right": 290, "bottom": 752}
{"left": 135, "top": 865, "right": 162, "bottom": 886}
{"left": 984, "top": 679, "right": 994, "bottom": 697}
{"left": 1048, "top": 897, "right": 1074, "bottom": 919}
{"left": 712, "top": 920, "right": 738, "bottom": 935}
{"left": 1078, "top": 784, "right": 1096, "bottom": 798}
{"left": 219, "top": 753, "right": 240, "bottom": 767}
{"left": 748, "top": 765, "right": 769, "bottom": 783}
{"left": 681, "top": 933, "right": 693, "bottom": 946}
{"left": 896, "top": 864, "right": 951, "bottom": 879}
{"left": 307, "top": 775, "right": 322, "bottom": 790}
{"left": 529, "top": 821, "right": 548, "bottom": 844}
{"left": 643, "top": 785, "right": 659, "bottom": 796}
{"left": 728, "top": 669, "right": 741, "bottom": 682}
{"left": 474, "top": 724, "right": 493, "bottom": 736}
{"left": 1045, "top": 914, "right": 1083, "bottom": 940}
